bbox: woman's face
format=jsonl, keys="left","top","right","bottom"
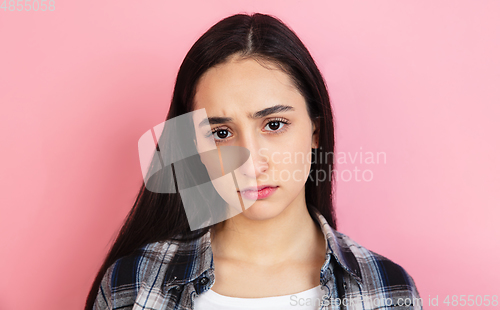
{"left": 192, "top": 54, "right": 319, "bottom": 221}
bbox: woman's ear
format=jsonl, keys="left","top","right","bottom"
{"left": 311, "top": 118, "right": 320, "bottom": 149}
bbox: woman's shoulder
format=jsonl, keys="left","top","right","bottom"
{"left": 104, "top": 233, "right": 208, "bottom": 286}
{"left": 332, "top": 229, "right": 414, "bottom": 276}
{"left": 330, "top": 230, "right": 422, "bottom": 308}
{"left": 94, "top": 236, "right": 204, "bottom": 310}
{"left": 108, "top": 239, "right": 181, "bottom": 280}
{"left": 311, "top": 208, "right": 421, "bottom": 300}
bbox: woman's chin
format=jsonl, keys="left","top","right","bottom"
{"left": 238, "top": 201, "right": 284, "bottom": 221}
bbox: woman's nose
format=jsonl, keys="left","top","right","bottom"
{"left": 236, "top": 137, "right": 269, "bottom": 179}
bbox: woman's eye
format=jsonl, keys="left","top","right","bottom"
{"left": 212, "top": 128, "right": 232, "bottom": 140}
{"left": 265, "top": 120, "right": 285, "bottom": 131}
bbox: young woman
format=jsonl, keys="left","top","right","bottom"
{"left": 86, "top": 13, "right": 422, "bottom": 310}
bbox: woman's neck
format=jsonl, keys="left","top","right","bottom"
{"left": 210, "top": 196, "right": 326, "bottom": 266}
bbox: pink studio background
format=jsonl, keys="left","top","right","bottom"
{"left": 1, "top": 1, "right": 499, "bottom": 309}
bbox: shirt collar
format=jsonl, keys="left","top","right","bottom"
{"left": 163, "top": 205, "right": 362, "bottom": 291}
{"left": 309, "top": 206, "right": 363, "bottom": 283}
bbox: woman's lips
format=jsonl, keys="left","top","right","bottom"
{"left": 238, "top": 186, "right": 278, "bottom": 200}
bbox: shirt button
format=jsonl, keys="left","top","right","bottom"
{"left": 200, "top": 277, "right": 209, "bottom": 285}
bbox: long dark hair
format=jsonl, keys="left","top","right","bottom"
{"left": 85, "top": 12, "right": 336, "bottom": 309}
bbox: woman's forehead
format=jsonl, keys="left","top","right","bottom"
{"left": 193, "top": 57, "right": 305, "bottom": 114}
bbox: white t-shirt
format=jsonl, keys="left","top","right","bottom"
{"left": 193, "top": 284, "right": 326, "bottom": 310}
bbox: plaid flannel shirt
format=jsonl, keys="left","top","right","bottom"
{"left": 93, "top": 207, "right": 422, "bottom": 310}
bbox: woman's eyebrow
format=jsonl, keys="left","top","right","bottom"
{"left": 251, "top": 104, "right": 295, "bottom": 119}
{"left": 198, "top": 104, "right": 295, "bottom": 127}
